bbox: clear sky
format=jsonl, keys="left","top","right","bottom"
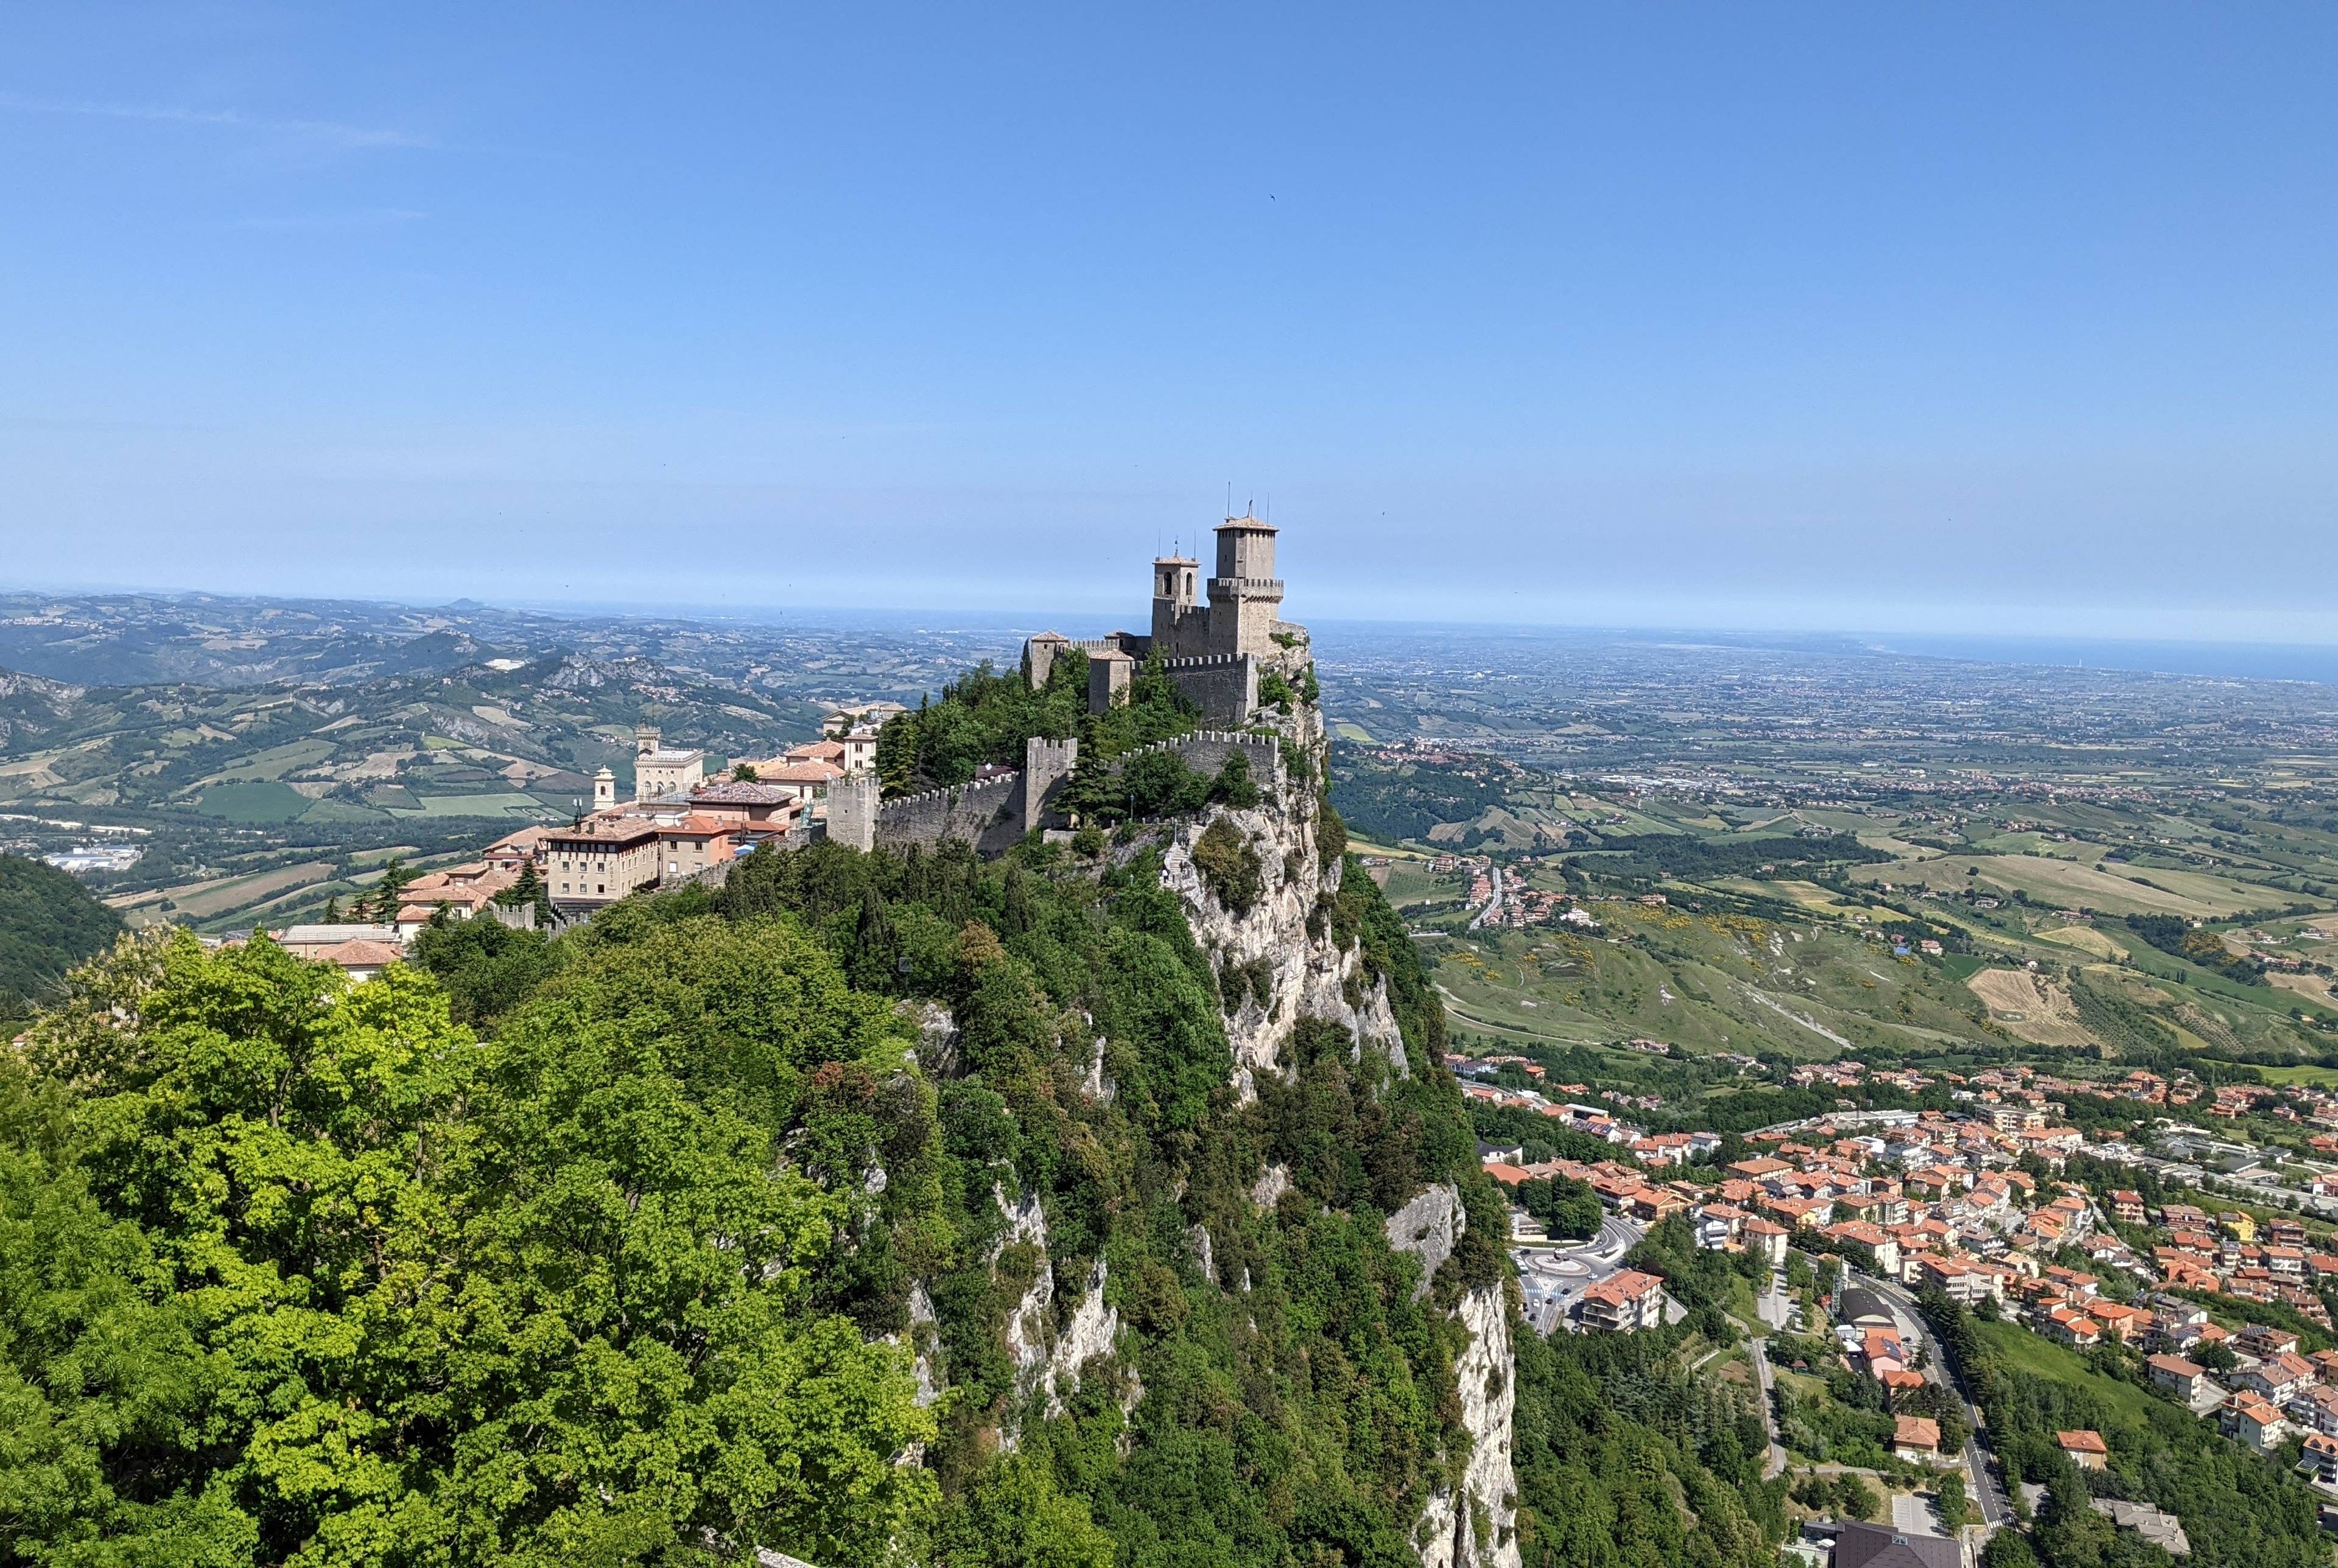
{"left": 4, "top": 4, "right": 2334, "bottom": 640}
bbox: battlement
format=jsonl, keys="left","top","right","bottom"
{"left": 882, "top": 773, "right": 1020, "bottom": 813}
{"left": 1159, "top": 653, "right": 1248, "bottom": 670}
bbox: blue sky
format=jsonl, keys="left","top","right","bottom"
{"left": 4, "top": 4, "right": 2334, "bottom": 639}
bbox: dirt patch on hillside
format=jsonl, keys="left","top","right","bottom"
{"left": 1967, "top": 967, "right": 2096, "bottom": 1048}
{"left": 2271, "top": 972, "right": 2338, "bottom": 1008}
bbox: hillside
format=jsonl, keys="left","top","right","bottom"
{"left": 0, "top": 852, "right": 123, "bottom": 1017}
{"left": 0, "top": 679, "right": 1788, "bottom": 1568}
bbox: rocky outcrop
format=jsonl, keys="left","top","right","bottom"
{"left": 1383, "top": 1182, "right": 1464, "bottom": 1303}
{"left": 1381, "top": 1187, "right": 1519, "bottom": 1568}
{"left": 1411, "top": 1286, "right": 1522, "bottom": 1568}
{"left": 991, "top": 1186, "right": 1132, "bottom": 1440}
{"left": 1153, "top": 705, "right": 1407, "bottom": 1099}
{"left": 907, "top": 1281, "right": 943, "bottom": 1409}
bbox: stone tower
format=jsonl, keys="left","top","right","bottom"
{"left": 1208, "top": 513, "right": 1284, "bottom": 658}
{"left": 635, "top": 726, "right": 661, "bottom": 757}
{"left": 592, "top": 766, "right": 616, "bottom": 810}
{"left": 1151, "top": 551, "right": 1206, "bottom": 658}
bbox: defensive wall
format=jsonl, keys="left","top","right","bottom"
{"left": 1157, "top": 653, "right": 1257, "bottom": 728}
{"left": 826, "top": 729, "right": 1283, "bottom": 857}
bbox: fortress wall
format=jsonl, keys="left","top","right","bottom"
{"left": 874, "top": 774, "right": 1026, "bottom": 856}
{"left": 1161, "top": 653, "right": 1257, "bottom": 727}
{"left": 1120, "top": 729, "right": 1285, "bottom": 789}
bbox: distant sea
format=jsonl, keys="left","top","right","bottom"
{"left": 1859, "top": 634, "right": 2338, "bottom": 687}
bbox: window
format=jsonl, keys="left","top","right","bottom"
{"left": 597, "top": 884, "right": 605, "bottom": 894}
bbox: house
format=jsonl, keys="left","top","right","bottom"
{"left": 276, "top": 922, "right": 404, "bottom": 959}
{"left": 544, "top": 815, "right": 664, "bottom": 910}
{"left": 2301, "top": 1432, "right": 2338, "bottom": 1487}
{"left": 2041, "top": 1306, "right": 2102, "bottom": 1349}
{"left": 2056, "top": 1429, "right": 2108, "bottom": 1471}
{"left": 2089, "top": 1300, "right": 2147, "bottom": 1344}
{"left": 307, "top": 939, "right": 405, "bottom": 982}
{"left": 2147, "top": 1353, "right": 2209, "bottom": 1402}
{"left": 2239, "top": 1323, "right": 2302, "bottom": 1360}
{"left": 1861, "top": 1327, "right": 1906, "bottom": 1377}
{"left": 1578, "top": 1269, "right": 1666, "bottom": 1333}
{"left": 1892, "top": 1415, "right": 1945, "bottom": 1464}
{"left": 2088, "top": 1500, "right": 2191, "bottom": 1558}
{"left": 1823, "top": 1220, "right": 1901, "bottom": 1276}
{"left": 2110, "top": 1189, "right": 2148, "bottom": 1225}
{"left": 1833, "top": 1521, "right": 1963, "bottom": 1568}
{"left": 1693, "top": 1203, "right": 1747, "bottom": 1251}
{"left": 687, "top": 780, "right": 809, "bottom": 827}
{"left": 393, "top": 860, "right": 521, "bottom": 937}
{"left": 2287, "top": 1382, "right": 2338, "bottom": 1438}
{"left": 734, "top": 755, "right": 843, "bottom": 803}
{"left": 2222, "top": 1394, "right": 2289, "bottom": 1454}
{"left": 2235, "top": 1351, "right": 2317, "bottom": 1405}
{"left": 1744, "top": 1216, "right": 1790, "bottom": 1267}
{"left": 481, "top": 824, "right": 555, "bottom": 870}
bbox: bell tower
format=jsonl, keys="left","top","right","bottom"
{"left": 1151, "top": 548, "right": 1204, "bottom": 656}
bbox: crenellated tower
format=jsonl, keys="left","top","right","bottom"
{"left": 1151, "top": 551, "right": 1207, "bottom": 658}
{"left": 1207, "top": 513, "right": 1285, "bottom": 659}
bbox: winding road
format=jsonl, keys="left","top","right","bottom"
{"left": 1862, "top": 1271, "right": 2010, "bottom": 1533}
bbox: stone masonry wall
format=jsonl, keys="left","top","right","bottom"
{"left": 1161, "top": 653, "right": 1257, "bottom": 727}
{"left": 872, "top": 774, "right": 1025, "bottom": 856}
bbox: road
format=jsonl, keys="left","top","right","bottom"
{"left": 1469, "top": 864, "right": 1506, "bottom": 930}
{"left": 1514, "top": 1211, "right": 1643, "bottom": 1335}
{"left": 1863, "top": 1272, "right": 2010, "bottom": 1534}
{"left": 1750, "top": 1271, "right": 1790, "bottom": 1477}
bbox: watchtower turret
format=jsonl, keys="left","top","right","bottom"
{"left": 1207, "top": 513, "right": 1284, "bottom": 658}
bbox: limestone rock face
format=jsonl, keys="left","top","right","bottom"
{"left": 1152, "top": 704, "right": 1406, "bottom": 1099}
{"left": 990, "top": 1186, "right": 1131, "bottom": 1440}
{"left": 1381, "top": 1188, "right": 1521, "bottom": 1568}
{"left": 1383, "top": 1181, "right": 1464, "bottom": 1304}
{"left": 1413, "top": 1284, "right": 1523, "bottom": 1568}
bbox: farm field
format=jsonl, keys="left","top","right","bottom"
{"left": 1849, "top": 853, "right": 2263, "bottom": 917}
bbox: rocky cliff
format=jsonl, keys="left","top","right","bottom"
{"left": 1164, "top": 703, "right": 1522, "bottom": 1568}
{"left": 1153, "top": 703, "right": 1410, "bottom": 1100}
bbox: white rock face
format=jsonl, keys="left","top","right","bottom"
{"left": 1045, "top": 1259, "right": 1121, "bottom": 1416}
{"left": 1154, "top": 706, "right": 1408, "bottom": 1100}
{"left": 1249, "top": 1161, "right": 1293, "bottom": 1210}
{"left": 1384, "top": 1181, "right": 1464, "bottom": 1303}
{"left": 1081, "top": 1034, "right": 1116, "bottom": 1104}
{"left": 907, "top": 1281, "right": 943, "bottom": 1408}
{"left": 1411, "top": 1284, "right": 1522, "bottom": 1568}
{"left": 1383, "top": 1189, "right": 1520, "bottom": 1568}
{"left": 989, "top": 1186, "right": 1131, "bottom": 1435}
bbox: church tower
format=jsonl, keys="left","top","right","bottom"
{"left": 1207, "top": 513, "right": 1283, "bottom": 657}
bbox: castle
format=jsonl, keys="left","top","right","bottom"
{"left": 1020, "top": 511, "right": 1308, "bottom": 726}
{"left": 821, "top": 514, "right": 1311, "bottom": 854}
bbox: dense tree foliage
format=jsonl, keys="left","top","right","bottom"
{"left": 875, "top": 655, "right": 1201, "bottom": 798}
{"left": 0, "top": 853, "right": 123, "bottom": 1018}
{"left": 5, "top": 723, "right": 1796, "bottom": 1566}
{"left": 1, "top": 926, "right": 932, "bottom": 1566}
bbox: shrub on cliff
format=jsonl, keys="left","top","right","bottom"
{"left": 1192, "top": 817, "right": 1263, "bottom": 914}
